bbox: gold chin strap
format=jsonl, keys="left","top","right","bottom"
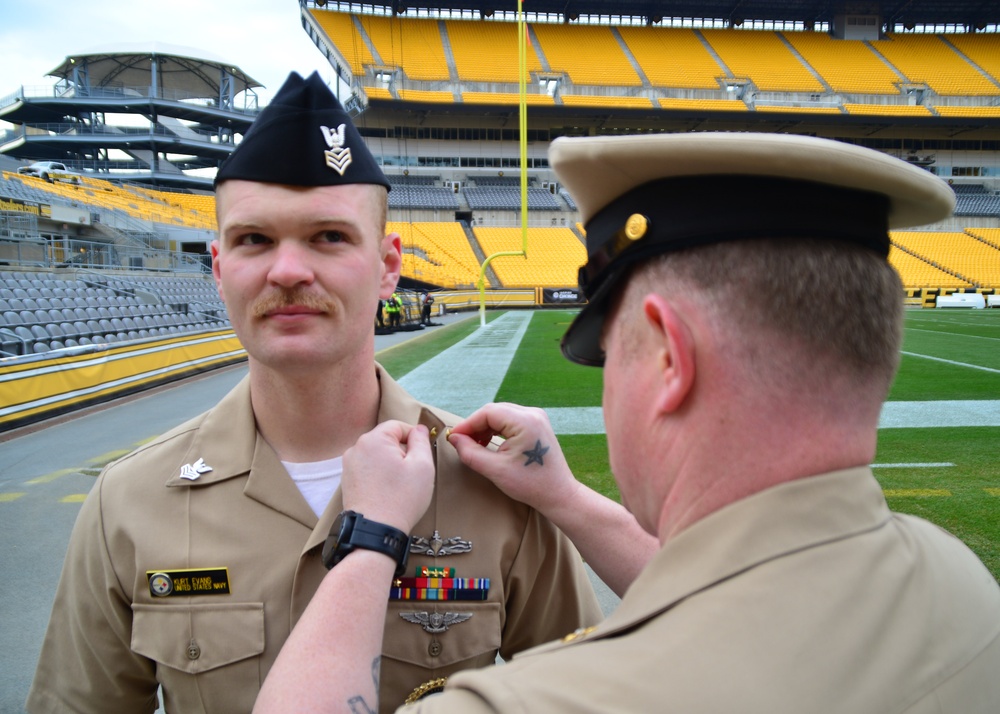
{"left": 405, "top": 677, "right": 449, "bottom": 704}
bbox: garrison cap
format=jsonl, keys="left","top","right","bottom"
{"left": 214, "top": 71, "right": 389, "bottom": 190}
{"left": 552, "top": 132, "right": 956, "bottom": 366}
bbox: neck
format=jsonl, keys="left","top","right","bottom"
{"left": 654, "top": 380, "right": 880, "bottom": 544}
{"left": 248, "top": 357, "right": 381, "bottom": 462}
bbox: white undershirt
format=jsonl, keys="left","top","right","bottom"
{"left": 282, "top": 456, "right": 343, "bottom": 518}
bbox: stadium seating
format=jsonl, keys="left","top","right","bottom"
{"left": 531, "top": 24, "right": 642, "bottom": 86}
{"left": 356, "top": 15, "right": 451, "bottom": 81}
{"left": 474, "top": 227, "right": 585, "bottom": 288}
{"left": 463, "top": 186, "right": 562, "bottom": 211}
{"left": 947, "top": 34, "right": 1000, "bottom": 83}
{"left": 1, "top": 171, "right": 217, "bottom": 230}
{"left": 391, "top": 222, "right": 487, "bottom": 288}
{"left": 870, "top": 34, "right": 1000, "bottom": 96}
{"left": 890, "top": 231, "right": 1000, "bottom": 289}
{"left": 461, "top": 92, "right": 556, "bottom": 105}
{"left": 396, "top": 89, "right": 455, "bottom": 103}
{"left": 843, "top": 103, "right": 933, "bottom": 116}
{"left": 618, "top": 27, "right": 724, "bottom": 90}
{"left": 306, "top": 14, "right": 1000, "bottom": 122}
{"left": 561, "top": 95, "right": 655, "bottom": 109}
{"left": 783, "top": 31, "right": 901, "bottom": 94}
{"left": 658, "top": 97, "right": 748, "bottom": 111}
{"left": 310, "top": 9, "right": 374, "bottom": 75}
{"left": 0, "top": 271, "right": 228, "bottom": 357}
{"left": 888, "top": 244, "right": 970, "bottom": 289}
{"left": 700, "top": 29, "right": 824, "bottom": 93}
{"left": 934, "top": 105, "right": 1000, "bottom": 118}
{"left": 388, "top": 185, "right": 460, "bottom": 210}
{"left": 446, "top": 19, "right": 544, "bottom": 83}
{"left": 954, "top": 192, "right": 1000, "bottom": 217}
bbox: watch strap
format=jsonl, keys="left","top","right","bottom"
{"left": 324, "top": 511, "right": 410, "bottom": 577}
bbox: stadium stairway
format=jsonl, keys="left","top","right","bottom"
{"left": 460, "top": 221, "right": 501, "bottom": 288}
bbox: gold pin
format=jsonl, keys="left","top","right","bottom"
{"left": 429, "top": 427, "right": 438, "bottom": 439}
{"left": 445, "top": 427, "right": 453, "bottom": 438}
{"left": 624, "top": 214, "right": 649, "bottom": 241}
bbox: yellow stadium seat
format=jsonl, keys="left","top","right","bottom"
{"left": 700, "top": 29, "right": 824, "bottom": 92}
{"left": 474, "top": 227, "right": 585, "bottom": 288}
{"left": 532, "top": 24, "right": 641, "bottom": 86}
{"left": 870, "top": 34, "right": 1000, "bottom": 96}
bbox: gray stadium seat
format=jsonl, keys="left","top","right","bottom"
{"left": 2, "top": 311, "right": 22, "bottom": 326}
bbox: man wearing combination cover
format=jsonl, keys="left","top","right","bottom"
{"left": 26, "top": 71, "right": 602, "bottom": 714}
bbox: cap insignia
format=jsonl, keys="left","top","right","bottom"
{"left": 321, "top": 124, "right": 352, "bottom": 176}
{"left": 624, "top": 213, "right": 648, "bottom": 241}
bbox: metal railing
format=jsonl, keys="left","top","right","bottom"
{"left": 0, "top": 236, "right": 208, "bottom": 274}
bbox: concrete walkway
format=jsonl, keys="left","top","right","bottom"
{"left": 398, "top": 311, "right": 533, "bottom": 417}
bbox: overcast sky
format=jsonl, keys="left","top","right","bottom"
{"left": 1, "top": 0, "right": 340, "bottom": 108}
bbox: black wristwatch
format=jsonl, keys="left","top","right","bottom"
{"left": 322, "top": 510, "right": 410, "bottom": 577}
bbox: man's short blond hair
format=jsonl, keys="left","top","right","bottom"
{"left": 619, "top": 237, "right": 903, "bottom": 397}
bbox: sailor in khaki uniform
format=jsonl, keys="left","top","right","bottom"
{"left": 252, "top": 132, "right": 1000, "bottom": 714}
{"left": 26, "top": 72, "right": 600, "bottom": 714}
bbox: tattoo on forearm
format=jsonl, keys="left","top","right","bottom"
{"left": 346, "top": 657, "right": 382, "bottom": 714}
{"left": 348, "top": 696, "right": 375, "bottom": 714}
{"left": 522, "top": 439, "right": 550, "bottom": 467}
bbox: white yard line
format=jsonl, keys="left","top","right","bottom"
{"left": 907, "top": 328, "right": 1000, "bottom": 342}
{"left": 543, "top": 401, "right": 1000, "bottom": 434}
{"left": 900, "top": 351, "right": 1000, "bottom": 374}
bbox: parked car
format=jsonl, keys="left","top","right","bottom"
{"left": 16, "top": 161, "right": 81, "bottom": 184}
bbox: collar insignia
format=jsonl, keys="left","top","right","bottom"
{"left": 321, "top": 124, "right": 352, "bottom": 176}
{"left": 179, "top": 457, "right": 213, "bottom": 481}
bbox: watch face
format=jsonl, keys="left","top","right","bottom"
{"left": 322, "top": 510, "right": 357, "bottom": 569}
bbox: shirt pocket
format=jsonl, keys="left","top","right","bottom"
{"left": 383, "top": 600, "right": 502, "bottom": 669}
{"left": 132, "top": 602, "right": 264, "bottom": 714}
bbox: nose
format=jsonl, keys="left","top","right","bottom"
{"left": 267, "top": 240, "right": 315, "bottom": 288}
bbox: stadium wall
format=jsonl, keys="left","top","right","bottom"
{"left": 0, "top": 330, "right": 246, "bottom": 432}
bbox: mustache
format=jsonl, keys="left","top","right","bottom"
{"left": 251, "top": 289, "right": 335, "bottom": 318}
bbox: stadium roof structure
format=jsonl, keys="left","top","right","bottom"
{"left": 328, "top": 0, "right": 1000, "bottom": 28}
{"left": 0, "top": 46, "right": 262, "bottom": 189}
{"left": 45, "top": 43, "right": 262, "bottom": 101}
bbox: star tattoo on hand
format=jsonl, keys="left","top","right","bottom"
{"left": 522, "top": 439, "right": 549, "bottom": 467}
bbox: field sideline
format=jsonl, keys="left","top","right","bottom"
{"left": 377, "top": 308, "right": 1000, "bottom": 582}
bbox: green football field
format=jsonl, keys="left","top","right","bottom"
{"left": 378, "top": 308, "right": 1000, "bottom": 582}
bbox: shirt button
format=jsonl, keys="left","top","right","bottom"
{"left": 187, "top": 640, "right": 201, "bottom": 660}
{"left": 428, "top": 640, "right": 442, "bottom": 657}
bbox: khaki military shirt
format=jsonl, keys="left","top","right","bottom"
{"left": 27, "top": 366, "right": 601, "bottom": 714}
{"left": 411, "top": 468, "right": 1000, "bottom": 713}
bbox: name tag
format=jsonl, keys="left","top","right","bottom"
{"left": 146, "top": 568, "right": 231, "bottom": 597}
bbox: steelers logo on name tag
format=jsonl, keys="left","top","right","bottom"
{"left": 149, "top": 572, "right": 173, "bottom": 597}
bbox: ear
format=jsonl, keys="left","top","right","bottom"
{"left": 379, "top": 232, "right": 403, "bottom": 299}
{"left": 643, "top": 293, "right": 695, "bottom": 415}
{"left": 210, "top": 240, "right": 225, "bottom": 302}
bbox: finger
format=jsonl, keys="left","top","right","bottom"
{"left": 403, "top": 424, "right": 433, "bottom": 461}
{"left": 452, "top": 403, "right": 522, "bottom": 442}
{"left": 448, "top": 431, "right": 495, "bottom": 472}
